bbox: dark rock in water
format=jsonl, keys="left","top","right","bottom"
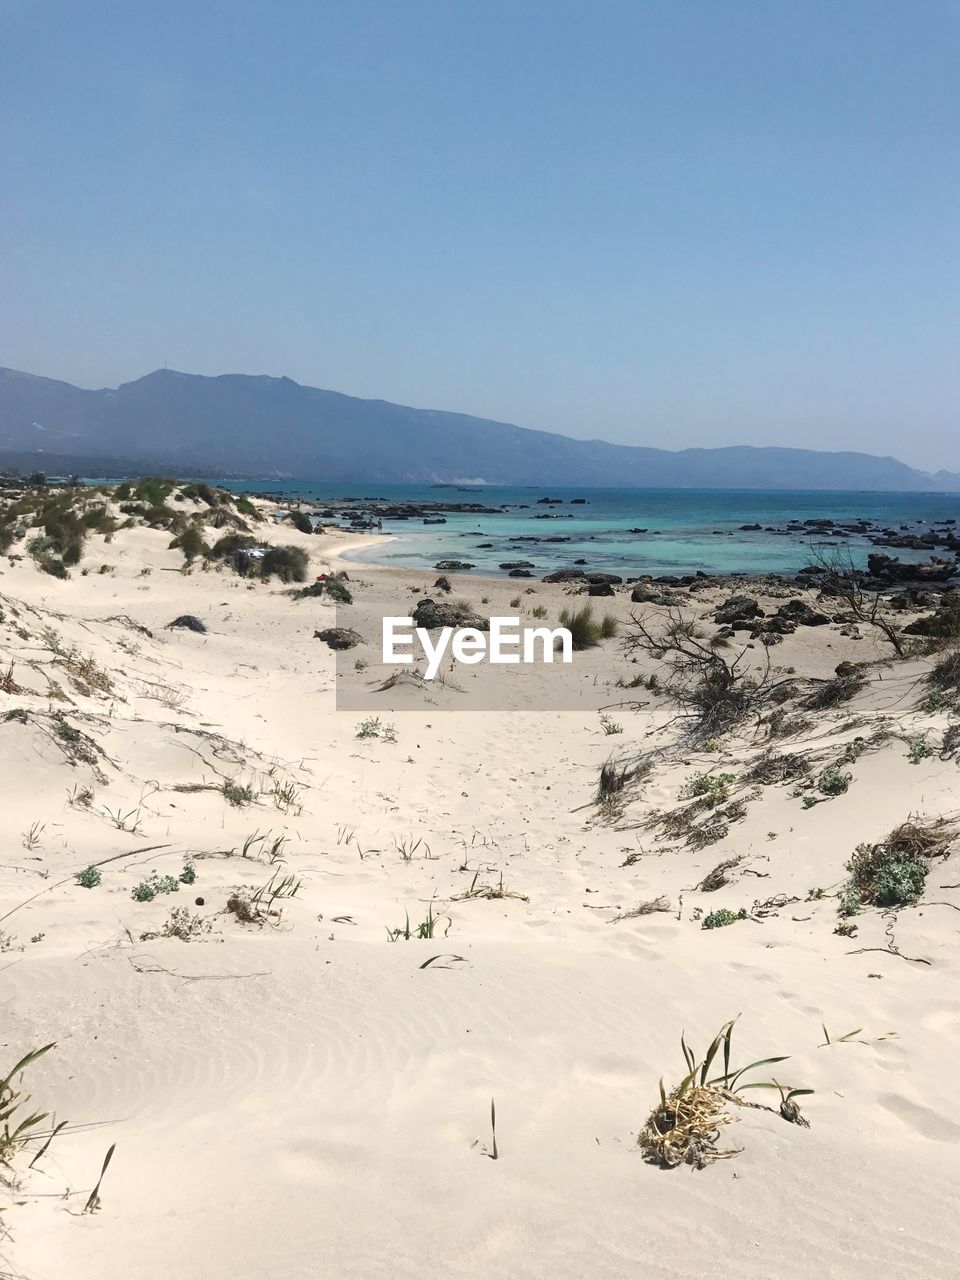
{"left": 777, "top": 599, "right": 830, "bottom": 626}
{"left": 422, "top": 516, "right": 447, "bottom": 524}
{"left": 739, "top": 523, "right": 762, "bottom": 531}
{"left": 536, "top": 497, "right": 563, "bottom": 504}
{"left": 499, "top": 561, "right": 534, "bottom": 570}
{"left": 413, "top": 598, "right": 489, "bottom": 630}
{"left": 627, "top": 528, "right": 649, "bottom": 534}
{"left": 570, "top": 498, "right": 587, "bottom": 504}
{"left": 586, "top": 572, "right": 623, "bottom": 585}
{"left": 434, "top": 560, "right": 474, "bottom": 571}
{"left": 588, "top": 581, "right": 615, "bottom": 596}
{"left": 314, "top": 627, "right": 362, "bottom": 650}
{"left": 574, "top": 558, "right": 589, "bottom": 565}
{"left": 475, "top": 543, "right": 493, "bottom": 549}
{"left": 508, "top": 568, "right": 534, "bottom": 577}
{"left": 714, "top": 595, "right": 763, "bottom": 624}
{"left": 542, "top": 568, "right": 587, "bottom": 582}
{"left": 867, "top": 553, "right": 957, "bottom": 585}
{"left": 167, "top": 615, "right": 207, "bottom": 633}
{"left": 434, "top": 575, "right": 452, "bottom": 593}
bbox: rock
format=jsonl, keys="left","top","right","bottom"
{"left": 588, "top": 581, "right": 614, "bottom": 596}
{"left": 434, "top": 560, "right": 474, "bottom": 571}
{"left": 586, "top": 572, "right": 623, "bottom": 585}
{"left": 499, "top": 561, "right": 534, "bottom": 570}
{"left": 542, "top": 568, "right": 587, "bottom": 583}
{"left": 314, "top": 628, "right": 362, "bottom": 650}
{"left": 631, "top": 584, "right": 665, "bottom": 604}
{"left": 167, "top": 615, "right": 207, "bottom": 633}
{"left": 903, "top": 605, "right": 960, "bottom": 638}
{"left": 508, "top": 568, "right": 533, "bottom": 577}
{"left": 413, "top": 598, "right": 489, "bottom": 631}
{"left": 776, "top": 599, "right": 831, "bottom": 626}
{"left": 756, "top": 616, "right": 797, "bottom": 636}
{"left": 714, "top": 595, "right": 764, "bottom": 624}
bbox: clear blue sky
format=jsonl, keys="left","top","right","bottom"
{"left": 2, "top": 1, "right": 958, "bottom": 469}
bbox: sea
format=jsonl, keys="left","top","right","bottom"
{"left": 215, "top": 482, "right": 960, "bottom": 579}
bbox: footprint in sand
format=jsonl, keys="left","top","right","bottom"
{"left": 878, "top": 1093, "right": 960, "bottom": 1142}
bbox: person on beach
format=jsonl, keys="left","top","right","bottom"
{"left": 377, "top": 517, "right": 383, "bottom": 533}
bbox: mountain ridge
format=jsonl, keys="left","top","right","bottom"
{"left": 1, "top": 365, "right": 957, "bottom": 492}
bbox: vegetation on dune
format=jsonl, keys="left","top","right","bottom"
{"left": 838, "top": 819, "right": 955, "bottom": 916}
{"left": 558, "top": 603, "right": 618, "bottom": 650}
{"left": 639, "top": 1020, "right": 811, "bottom": 1169}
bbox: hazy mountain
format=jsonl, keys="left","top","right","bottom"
{"left": 1, "top": 365, "right": 957, "bottom": 492}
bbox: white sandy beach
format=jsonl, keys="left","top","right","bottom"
{"left": 3, "top": 496, "right": 960, "bottom": 1280}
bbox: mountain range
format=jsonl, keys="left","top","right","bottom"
{"left": 1, "top": 365, "right": 957, "bottom": 492}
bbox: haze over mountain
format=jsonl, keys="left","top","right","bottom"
{"left": 0, "top": 365, "right": 957, "bottom": 492}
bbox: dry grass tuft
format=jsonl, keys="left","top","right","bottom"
{"left": 639, "top": 1020, "right": 811, "bottom": 1170}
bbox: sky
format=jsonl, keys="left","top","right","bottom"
{"left": 1, "top": 0, "right": 959, "bottom": 471}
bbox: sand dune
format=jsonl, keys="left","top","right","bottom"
{"left": 3, "top": 495, "right": 960, "bottom": 1279}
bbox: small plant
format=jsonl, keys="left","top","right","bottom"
{"left": 509, "top": 595, "right": 522, "bottom": 609}
{"left": 600, "top": 713, "right": 623, "bottom": 735}
{"left": 179, "top": 860, "right": 197, "bottom": 885}
{"left": 251, "top": 868, "right": 302, "bottom": 913}
{"left": 0, "top": 1042, "right": 58, "bottom": 1168}
{"left": 222, "top": 778, "right": 256, "bottom": 807}
{"left": 701, "top": 907, "right": 747, "bottom": 930}
{"left": 75, "top": 865, "right": 102, "bottom": 889}
{"left": 356, "top": 716, "right": 397, "bottom": 742}
{"left": 83, "top": 1142, "right": 116, "bottom": 1214}
{"left": 21, "top": 821, "right": 45, "bottom": 851}
{"left": 531, "top": 605, "right": 547, "bottom": 619}
{"left": 102, "top": 804, "right": 143, "bottom": 833}
{"left": 67, "top": 783, "right": 94, "bottom": 809}
{"left": 394, "top": 833, "right": 430, "bottom": 862}
{"left": 838, "top": 819, "right": 953, "bottom": 913}
{"left": 160, "top": 907, "right": 211, "bottom": 941}
{"left": 638, "top": 1020, "right": 811, "bottom": 1168}
{"left": 680, "top": 772, "right": 736, "bottom": 807}
{"left": 386, "top": 902, "right": 449, "bottom": 941}
{"left": 269, "top": 778, "right": 302, "bottom": 813}
{"left": 834, "top": 920, "right": 858, "bottom": 937}
{"left": 131, "top": 872, "right": 180, "bottom": 902}
{"left": 817, "top": 766, "right": 851, "bottom": 797}
{"left": 354, "top": 657, "right": 368, "bottom": 671}
{"left": 488, "top": 1098, "right": 498, "bottom": 1160}
{"left": 906, "top": 735, "right": 934, "bottom": 765}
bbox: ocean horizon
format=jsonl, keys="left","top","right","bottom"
{"left": 214, "top": 480, "right": 960, "bottom": 578}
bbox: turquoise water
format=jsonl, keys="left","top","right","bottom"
{"left": 221, "top": 482, "right": 960, "bottom": 578}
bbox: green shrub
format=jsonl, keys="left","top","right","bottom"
{"left": 680, "top": 772, "right": 736, "bottom": 807}
{"left": 287, "top": 510, "right": 313, "bottom": 534}
{"left": 209, "top": 532, "right": 257, "bottom": 559}
{"left": 702, "top": 907, "right": 747, "bottom": 930}
{"left": 75, "top": 865, "right": 102, "bottom": 889}
{"left": 169, "top": 525, "right": 209, "bottom": 562}
{"left": 558, "top": 604, "right": 602, "bottom": 650}
{"left": 133, "top": 477, "right": 176, "bottom": 506}
{"left": 131, "top": 872, "right": 180, "bottom": 902}
{"left": 838, "top": 820, "right": 951, "bottom": 912}
{"left": 261, "top": 545, "right": 309, "bottom": 583}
